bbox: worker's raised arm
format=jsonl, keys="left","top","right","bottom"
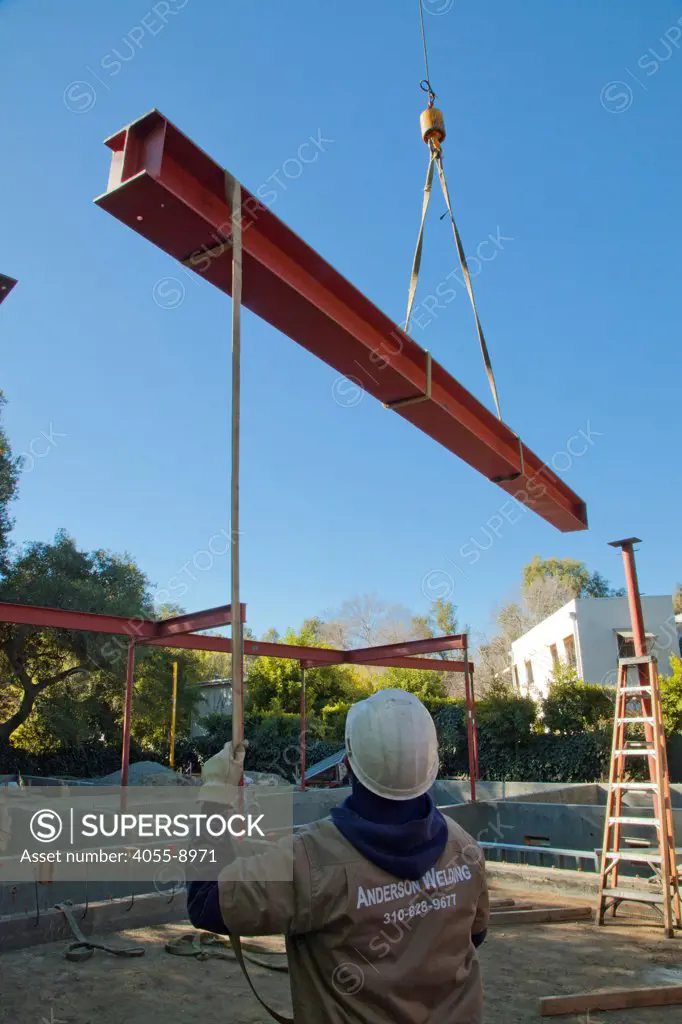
{"left": 186, "top": 740, "right": 313, "bottom": 937}
{"left": 216, "top": 831, "right": 313, "bottom": 936}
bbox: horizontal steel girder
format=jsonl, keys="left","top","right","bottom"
{"left": 0, "top": 601, "right": 471, "bottom": 672}
{"left": 0, "top": 274, "right": 17, "bottom": 305}
{"left": 346, "top": 633, "right": 466, "bottom": 663}
{"left": 0, "top": 601, "right": 243, "bottom": 639}
{"left": 148, "top": 632, "right": 472, "bottom": 673}
{"left": 94, "top": 111, "right": 588, "bottom": 533}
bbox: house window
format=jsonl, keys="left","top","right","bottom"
{"left": 563, "top": 635, "right": 576, "bottom": 668}
{"left": 617, "top": 634, "right": 636, "bottom": 659}
{"left": 549, "top": 643, "right": 559, "bottom": 667}
{"left": 525, "top": 660, "right": 534, "bottom": 690}
{"left": 617, "top": 632, "right": 657, "bottom": 659}
{"left": 513, "top": 664, "right": 520, "bottom": 690}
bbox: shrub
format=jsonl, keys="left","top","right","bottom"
{"left": 660, "top": 655, "right": 682, "bottom": 735}
{"left": 432, "top": 701, "right": 467, "bottom": 776}
{"left": 477, "top": 682, "right": 537, "bottom": 749}
{"left": 478, "top": 730, "right": 612, "bottom": 783}
{"left": 321, "top": 702, "right": 351, "bottom": 744}
{"left": 542, "top": 666, "right": 614, "bottom": 734}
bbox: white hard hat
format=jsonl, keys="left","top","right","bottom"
{"left": 345, "top": 689, "right": 439, "bottom": 800}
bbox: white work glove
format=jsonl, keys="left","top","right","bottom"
{"left": 201, "top": 740, "right": 248, "bottom": 789}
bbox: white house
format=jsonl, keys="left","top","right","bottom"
{"left": 189, "top": 678, "right": 232, "bottom": 738}
{"left": 511, "top": 596, "right": 680, "bottom": 700}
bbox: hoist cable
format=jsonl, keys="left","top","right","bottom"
{"left": 407, "top": 0, "right": 508, "bottom": 429}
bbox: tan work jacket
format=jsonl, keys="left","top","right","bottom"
{"left": 219, "top": 815, "right": 489, "bottom": 1023}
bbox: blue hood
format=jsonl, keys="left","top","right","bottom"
{"left": 330, "top": 777, "right": 448, "bottom": 881}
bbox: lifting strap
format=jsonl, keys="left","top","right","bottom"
{"left": 231, "top": 934, "right": 294, "bottom": 1024}
{"left": 409, "top": 0, "right": 504, "bottom": 424}
{"left": 165, "top": 931, "right": 293, "bottom": 1024}
{"left": 404, "top": 144, "right": 503, "bottom": 423}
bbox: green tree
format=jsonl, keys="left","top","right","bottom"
{"left": 0, "top": 530, "right": 154, "bottom": 743}
{"left": 380, "top": 666, "right": 447, "bottom": 700}
{"left": 523, "top": 555, "right": 622, "bottom": 599}
{"left": 245, "top": 623, "right": 369, "bottom": 715}
{"left": 411, "top": 599, "right": 469, "bottom": 661}
{"left": 0, "top": 392, "right": 21, "bottom": 575}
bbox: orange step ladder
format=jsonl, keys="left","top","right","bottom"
{"left": 597, "top": 653, "right": 681, "bottom": 937}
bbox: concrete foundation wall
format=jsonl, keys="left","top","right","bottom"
{"left": 5, "top": 779, "right": 681, "bottom": 945}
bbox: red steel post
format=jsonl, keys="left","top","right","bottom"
{"left": 468, "top": 656, "right": 480, "bottom": 786}
{"left": 121, "top": 641, "right": 136, "bottom": 787}
{"left": 300, "top": 663, "right": 307, "bottom": 792}
{"left": 464, "top": 646, "right": 477, "bottom": 803}
{"left": 609, "top": 537, "right": 656, "bottom": 780}
{"left": 612, "top": 539, "right": 647, "bottom": 657}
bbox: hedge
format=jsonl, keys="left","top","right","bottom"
{"left": 3, "top": 684, "right": 679, "bottom": 786}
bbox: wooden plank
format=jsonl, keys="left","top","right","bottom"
{"left": 490, "top": 899, "right": 517, "bottom": 909}
{"left": 539, "top": 984, "right": 682, "bottom": 1017}
{"left": 490, "top": 906, "right": 592, "bottom": 926}
{"left": 491, "top": 902, "right": 534, "bottom": 914}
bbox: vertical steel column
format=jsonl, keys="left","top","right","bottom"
{"left": 609, "top": 537, "right": 656, "bottom": 775}
{"left": 610, "top": 538, "right": 647, "bottom": 656}
{"left": 300, "top": 663, "right": 307, "bottom": 792}
{"left": 230, "top": 174, "right": 244, "bottom": 764}
{"left": 469, "top": 657, "right": 480, "bottom": 785}
{"left": 121, "top": 641, "right": 136, "bottom": 787}
{"left": 464, "top": 642, "right": 477, "bottom": 803}
{"left": 169, "top": 660, "right": 178, "bottom": 769}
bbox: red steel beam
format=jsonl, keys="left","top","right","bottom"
{"left": 346, "top": 634, "right": 467, "bottom": 663}
{"left": 0, "top": 601, "right": 161, "bottom": 638}
{"left": 0, "top": 601, "right": 471, "bottom": 672}
{"left": 94, "top": 111, "right": 588, "bottom": 533}
{"left": 155, "top": 603, "right": 244, "bottom": 637}
{"left": 0, "top": 274, "right": 17, "bottom": 306}
{"left": 150, "top": 632, "right": 472, "bottom": 672}
{"left": 351, "top": 655, "right": 470, "bottom": 673}
{"left": 0, "top": 601, "right": 241, "bottom": 639}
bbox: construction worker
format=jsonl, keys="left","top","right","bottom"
{"left": 188, "top": 689, "right": 489, "bottom": 1023}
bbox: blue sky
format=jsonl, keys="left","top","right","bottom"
{"left": 1, "top": 0, "right": 681, "bottom": 645}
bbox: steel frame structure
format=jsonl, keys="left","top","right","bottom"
{"left": 0, "top": 601, "right": 479, "bottom": 798}
{"left": 94, "top": 110, "right": 588, "bottom": 533}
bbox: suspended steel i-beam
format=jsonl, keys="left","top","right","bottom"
{"left": 94, "top": 111, "right": 588, "bottom": 533}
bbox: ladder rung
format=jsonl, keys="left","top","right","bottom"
{"left": 611, "top": 782, "right": 658, "bottom": 790}
{"left": 600, "top": 887, "right": 665, "bottom": 904}
{"left": 620, "top": 686, "right": 652, "bottom": 694}
{"left": 609, "top": 816, "right": 660, "bottom": 826}
{"left": 603, "top": 850, "right": 663, "bottom": 863}
{"left": 614, "top": 748, "right": 656, "bottom": 756}
{"left": 617, "top": 716, "right": 654, "bottom": 724}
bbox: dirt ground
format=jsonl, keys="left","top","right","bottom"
{"left": 1, "top": 888, "right": 681, "bottom": 1024}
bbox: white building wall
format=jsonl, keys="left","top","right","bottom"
{"left": 510, "top": 600, "right": 578, "bottom": 699}
{"left": 575, "top": 596, "right": 678, "bottom": 685}
{"left": 190, "top": 683, "right": 233, "bottom": 738}
{"left": 511, "top": 596, "right": 678, "bottom": 700}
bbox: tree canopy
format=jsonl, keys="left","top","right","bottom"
{"left": 0, "top": 391, "right": 21, "bottom": 575}
{"left": 523, "top": 556, "right": 623, "bottom": 600}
